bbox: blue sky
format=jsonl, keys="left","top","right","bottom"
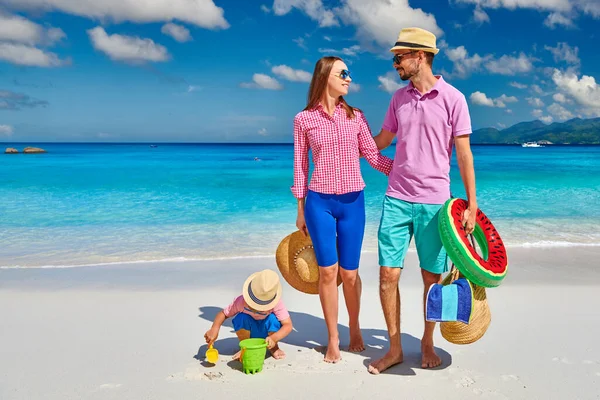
{"left": 0, "top": 0, "right": 599, "bottom": 143}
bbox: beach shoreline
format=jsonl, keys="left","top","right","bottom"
{"left": 1, "top": 247, "right": 599, "bottom": 399}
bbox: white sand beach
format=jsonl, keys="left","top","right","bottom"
{"left": 1, "top": 247, "right": 599, "bottom": 400}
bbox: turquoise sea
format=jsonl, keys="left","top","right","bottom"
{"left": 1, "top": 143, "right": 599, "bottom": 268}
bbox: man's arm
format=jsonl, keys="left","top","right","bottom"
{"left": 373, "top": 128, "right": 395, "bottom": 151}
{"left": 454, "top": 135, "right": 477, "bottom": 234}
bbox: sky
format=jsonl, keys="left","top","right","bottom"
{"left": 0, "top": 0, "right": 599, "bottom": 143}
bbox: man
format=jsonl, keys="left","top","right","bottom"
{"left": 368, "top": 27, "right": 477, "bottom": 374}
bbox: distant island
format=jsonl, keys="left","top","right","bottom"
{"left": 471, "top": 117, "right": 600, "bottom": 144}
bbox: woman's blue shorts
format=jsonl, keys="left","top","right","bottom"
{"left": 304, "top": 190, "right": 365, "bottom": 270}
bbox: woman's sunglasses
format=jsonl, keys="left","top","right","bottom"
{"left": 333, "top": 69, "right": 351, "bottom": 80}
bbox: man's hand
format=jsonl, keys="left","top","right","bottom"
{"left": 265, "top": 336, "right": 276, "bottom": 349}
{"left": 461, "top": 206, "right": 477, "bottom": 235}
{"left": 204, "top": 328, "right": 219, "bottom": 346}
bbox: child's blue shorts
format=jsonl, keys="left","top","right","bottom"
{"left": 232, "top": 312, "right": 281, "bottom": 339}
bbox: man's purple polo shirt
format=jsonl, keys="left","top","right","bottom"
{"left": 382, "top": 76, "right": 472, "bottom": 205}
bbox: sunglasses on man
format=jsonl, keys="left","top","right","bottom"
{"left": 392, "top": 51, "right": 417, "bottom": 64}
{"left": 332, "top": 69, "right": 351, "bottom": 80}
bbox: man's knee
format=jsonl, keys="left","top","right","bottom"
{"left": 380, "top": 267, "right": 401, "bottom": 290}
{"left": 421, "top": 269, "right": 441, "bottom": 286}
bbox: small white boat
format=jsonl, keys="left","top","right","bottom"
{"left": 521, "top": 142, "right": 543, "bottom": 148}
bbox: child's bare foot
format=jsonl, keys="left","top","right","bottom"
{"left": 232, "top": 350, "right": 242, "bottom": 361}
{"left": 270, "top": 345, "right": 286, "bottom": 360}
{"left": 324, "top": 338, "right": 341, "bottom": 363}
{"left": 421, "top": 342, "right": 441, "bottom": 368}
{"left": 348, "top": 329, "right": 365, "bottom": 353}
{"left": 368, "top": 350, "right": 403, "bottom": 374}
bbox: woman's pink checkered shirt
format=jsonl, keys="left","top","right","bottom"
{"left": 292, "top": 103, "right": 393, "bottom": 199}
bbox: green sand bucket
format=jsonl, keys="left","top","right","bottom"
{"left": 239, "top": 338, "right": 267, "bottom": 375}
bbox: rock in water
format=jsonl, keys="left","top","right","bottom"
{"left": 5, "top": 148, "right": 18, "bottom": 154}
{"left": 23, "top": 147, "right": 46, "bottom": 153}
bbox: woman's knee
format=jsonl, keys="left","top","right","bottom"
{"left": 339, "top": 268, "right": 359, "bottom": 286}
{"left": 319, "top": 263, "right": 339, "bottom": 284}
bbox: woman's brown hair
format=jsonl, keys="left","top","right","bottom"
{"left": 304, "top": 56, "right": 356, "bottom": 119}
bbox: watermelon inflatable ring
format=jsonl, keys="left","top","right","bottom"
{"left": 438, "top": 198, "right": 508, "bottom": 288}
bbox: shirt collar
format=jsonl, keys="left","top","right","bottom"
{"left": 315, "top": 101, "right": 344, "bottom": 114}
{"left": 407, "top": 75, "right": 444, "bottom": 96}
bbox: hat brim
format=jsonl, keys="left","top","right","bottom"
{"left": 242, "top": 271, "right": 282, "bottom": 312}
{"left": 276, "top": 231, "right": 342, "bottom": 295}
{"left": 390, "top": 45, "right": 439, "bottom": 55}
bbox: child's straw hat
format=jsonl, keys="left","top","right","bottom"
{"left": 275, "top": 231, "right": 341, "bottom": 295}
{"left": 242, "top": 269, "right": 282, "bottom": 312}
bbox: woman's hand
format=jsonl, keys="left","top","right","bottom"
{"left": 296, "top": 213, "right": 308, "bottom": 236}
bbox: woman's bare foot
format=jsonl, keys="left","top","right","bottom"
{"left": 232, "top": 350, "right": 242, "bottom": 361}
{"left": 348, "top": 329, "right": 365, "bottom": 353}
{"left": 368, "top": 350, "right": 403, "bottom": 375}
{"left": 324, "top": 338, "right": 341, "bottom": 363}
{"left": 421, "top": 342, "right": 441, "bottom": 368}
{"left": 270, "top": 345, "right": 286, "bottom": 360}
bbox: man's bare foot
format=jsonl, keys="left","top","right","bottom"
{"left": 368, "top": 350, "right": 403, "bottom": 375}
{"left": 421, "top": 342, "right": 441, "bottom": 368}
{"left": 270, "top": 345, "right": 286, "bottom": 360}
{"left": 324, "top": 338, "right": 341, "bottom": 363}
{"left": 348, "top": 330, "right": 365, "bottom": 353}
{"left": 232, "top": 350, "right": 242, "bottom": 361}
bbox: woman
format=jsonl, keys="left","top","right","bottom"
{"left": 291, "top": 56, "right": 393, "bottom": 363}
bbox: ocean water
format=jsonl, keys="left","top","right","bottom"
{"left": 1, "top": 143, "right": 599, "bottom": 268}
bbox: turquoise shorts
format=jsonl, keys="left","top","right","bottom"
{"left": 377, "top": 196, "right": 448, "bottom": 274}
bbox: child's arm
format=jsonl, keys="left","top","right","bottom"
{"left": 204, "top": 310, "right": 227, "bottom": 346}
{"left": 266, "top": 317, "right": 293, "bottom": 348}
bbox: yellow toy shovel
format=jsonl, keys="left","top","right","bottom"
{"left": 205, "top": 344, "right": 219, "bottom": 364}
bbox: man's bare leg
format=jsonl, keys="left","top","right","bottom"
{"left": 421, "top": 269, "right": 442, "bottom": 368}
{"left": 368, "top": 267, "right": 403, "bottom": 374}
{"left": 232, "top": 329, "right": 251, "bottom": 360}
{"left": 319, "top": 263, "right": 341, "bottom": 363}
{"left": 340, "top": 268, "right": 364, "bottom": 352}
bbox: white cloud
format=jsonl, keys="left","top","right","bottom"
{"left": 454, "top": 0, "right": 571, "bottom": 14}
{"left": 258, "top": 128, "right": 268, "bottom": 136}
{"left": 377, "top": 72, "right": 405, "bottom": 94}
{"left": 532, "top": 109, "right": 543, "bottom": 118}
{"left": 545, "top": 42, "right": 580, "bottom": 65}
{"left": 0, "top": 13, "right": 65, "bottom": 45}
{"left": 187, "top": 85, "right": 201, "bottom": 93}
{"left": 261, "top": 4, "right": 270, "bottom": 13}
{"left": 484, "top": 53, "right": 534, "bottom": 75}
{"left": 527, "top": 97, "right": 545, "bottom": 107}
{"left": 240, "top": 73, "right": 283, "bottom": 90}
{"left": 540, "top": 115, "right": 554, "bottom": 124}
{"left": 470, "top": 91, "right": 495, "bottom": 107}
{"left": 161, "top": 23, "right": 192, "bottom": 43}
{"left": 548, "top": 102, "right": 574, "bottom": 120}
{"left": 445, "top": 46, "right": 488, "bottom": 78}
{"left": 510, "top": 81, "right": 527, "bottom": 89}
{"left": 552, "top": 69, "right": 600, "bottom": 116}
{"left": 544, "top": 12, "right": 575, "bottom": 28}
{"left": 293, "top": 37, "right": 308, "bottom": 50}
{"left": 323, "top": 35, "right": 332, "bottom": 41}
{"left": 531, "top": 84, "right": 544, "bottom": 94}
{"left": 0, "top": 124, "right": 13, "bottom": 136}
{"left": 348, "top": 83, "right": 360, "bottom": 93}
{"left": 0, "top": 42, "right": 66, "bottom": 67}
{"left": 553, "top": 93, "right": 568, "bottom": 103}
{"left": 272, "top": 0, "right": 338, "bottom": 27}
{"left": 0, "top": 0, "right": 229, "bottom": 30}
{"left": 318, "top": 45, "right": 362, "bottom": 57}
{"left": 470, "top": 91, "right": 517, "bottom": 107}
{"left": 335, "top": 0, "right": 442, "bottom": 50}
{"left": 473, "top": 6, "right": 490, "bottom": 23}
{"left": 87, "top": 27, "right": 170, "bottom": 63}
{"left": 271, "top": 65, "right": 311, "bottom": 82}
